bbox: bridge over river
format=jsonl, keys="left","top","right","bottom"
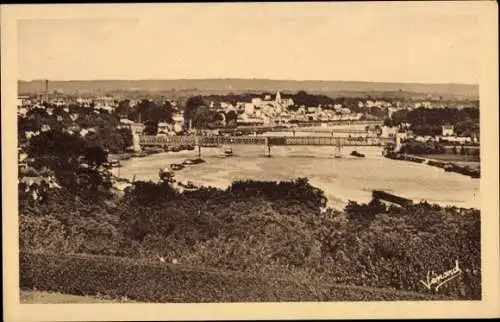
{"left": 138, "top": 135, "right": 396, "bottom": 157}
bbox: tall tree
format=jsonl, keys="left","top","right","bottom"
{"left": 192, "top": 106, "right": 215, "bottom": 129}
{"left": 144, "top": 120, "right": 159, "bottom": 136}
{"left": 225, "top": 110, "right": 238, "bottom": 127}
{"left": 183, "top": 96, "right": 206, "bottom": 127}
{"left": 116, "top": 99, "right": 131, "bottom": 118}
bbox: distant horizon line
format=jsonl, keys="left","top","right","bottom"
{"left": 17, "top": 78, "right": 479, "bottom": 86}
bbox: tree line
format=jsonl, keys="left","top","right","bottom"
{"left": 385, "top": 107, "right": 479, "bottom": 137}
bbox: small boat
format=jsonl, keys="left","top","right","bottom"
{"left": 180, "top": 181, "right": 198, "bottom": 191}
{"left": 109, "top": 160, "right": 121, "bottom": 168}
{"left": 191, "top": 158, "right": 205, "bottom": 165}
{"left": 133, "top": 152, "right": 148, "bottom": 158}
{"left": 201, "top": 143, "right": 221, "bottom": 148}
{"left": 183, "top": 158, "right": 205, "bottom": 165}
{"left": 373, "top": 190, "right": 413, "bottom": 207}
{"left": 170, "top": 163, "right": 184, "bottom": 171}
{"left": 350, "top": 150, "right": 365, "bottom": 158}
{"left": 159, "top": 168, "right": 175, "bottom": 181}
{"left": 224, "top": 147, "right": 233, "bottom": 157}
{"left": 184, "top": 158, "right": 199, "bottom": 165}
{"left": 444, "top": 163, "right": 455, "bottom": 172}
{"left": 470, "top": 171, "right": 480, "bottom": 179}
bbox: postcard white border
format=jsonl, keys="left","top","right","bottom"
{"left": 2, "top": 2, "right": 499, "bottom": 320}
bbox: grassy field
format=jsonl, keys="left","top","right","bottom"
{"left": 20, "top": 290, "right": 135, "bottom": 304}
{"left": 20, "top": 252, "right": 456, "bottom": 302}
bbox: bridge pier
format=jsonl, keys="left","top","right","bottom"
{"left": 195, "top": 137, "right": 201, "bottom": 158}
{"left": 265, "top": 137, "right": 271, "bottom": 157}
{"left": 132, "top": 133, "right": 142, "bottom": 152}
{"left": 334, "top": 138, "right": 342, "bottom": 158}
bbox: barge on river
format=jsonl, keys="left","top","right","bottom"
{"left": 372, "top": 190, "right": 414, "bottom": 207}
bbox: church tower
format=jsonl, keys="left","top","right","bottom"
{"left": 275, "top": 90, "right": 281, "bottom": 103}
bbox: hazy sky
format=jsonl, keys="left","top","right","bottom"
{"left": 16, "top": 3, "right": 481, "bottom": 84}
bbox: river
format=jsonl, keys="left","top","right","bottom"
{"left": 112, "top": 140, "right": 480, "bottom": 210}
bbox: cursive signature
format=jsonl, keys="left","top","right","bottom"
{"left": 420, "top": 260, "right": 462, "bottom": 291}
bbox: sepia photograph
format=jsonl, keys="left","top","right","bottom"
{"left": 2, "top": 1, "right": 499, "bottom": 321}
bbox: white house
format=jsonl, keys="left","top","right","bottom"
{"left": 220, "top": 102, "right": 235, "bottom": 111}
{"left": 282, "top": 98, "right": 294, "bottom": 107}
{"left": 442, "top": 125, "right": 454, "bottom": 136}
{"left": 381, "top": 126, "right": 398, "bottom": 138}
{"left": 18, "top": 107, "right": 28, "bottom": 118}
{"left": 439, "top": 136, "right": 472, "bottom": 144}
{"left": 40, "top": 124, "right": 51, "bottom": 132}
{"left": 172, "top": 113, "right": 185, "bottom": 131}
{"left": 307, "top": 106, "right": 320, "bottom": 114}
{"left": 340, "top": 108, "right": 351, "bottom": 115}
{"left": 80, "top": 127, "right": 96, "bottom": 137}
{"left": 244, "top": 103, "right": 255, "bottom": 115}
{"left": 158, "top": 122, "right": 173, "bottom": 135}
{"left": 251, "top": 98, "right": 262, "bottom": 106}
{"left": 388, "top": 107, "right": 399, "bottom": 119}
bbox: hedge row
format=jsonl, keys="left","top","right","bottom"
{"left": 20, "top": 252, "right": 452, "bottom": 302}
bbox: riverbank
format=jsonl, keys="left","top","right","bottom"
{"left": 384, "top": 152, "right": 480, "bottom": 179}
{"left": 113, "top": 145, "right": 479, "bottom": 210}
{"left": 109, "top": 145, "right": 196, "bottom": 162}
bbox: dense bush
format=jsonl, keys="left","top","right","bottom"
{"left": 338, "top": 201, "right": 481, "bottom": 299}
{"left": 20, "top": 252, "right": 451, "bottom": 302}
{"left": 20, "top": 177, "right": 481, "bottom": 300}
{"left": 399, "top": 140, "right": 446, "bottom": 155}
{"left": 20, "top": 128, "right": 114, "bottom": 201}
{"left": 227, "top": 177, "right": 327, "bottom": 210}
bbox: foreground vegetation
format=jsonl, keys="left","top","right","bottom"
{"left": 20, "top": 251, "right": 451, "bottom": 302}
{"left": 19, "top": 126, "right": 481, "bottom": 301}
{"left": 20, "top": 177, "right": 481, "bottom": 301}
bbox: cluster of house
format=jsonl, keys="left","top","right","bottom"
{"left": 207, "top": 91, "right": 364, "bottom": 126}
{"left": 360, "top": 99, "right": 477, "bottom": 109}
{"left": 383, "top": 124, "right": 479, "bottom": 147}
{"left": 17, "top": 95, "right": 120, "bottom": 117}
{"left": 17, "top": 96, "right": 103, "bottom": 141}
{"left": 116, "top": 90, "right": 365, "bottom": 134}
{"left": 358, "top": 99, "right": 479, "bottom": 119}
{"left": 117, "top": 112, "right": 185, "bottom": 136}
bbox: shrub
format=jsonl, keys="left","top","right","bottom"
{"left": 19, "top": 177, "right": 481, "bottom": 300}
{"left": 20, "top": 252, "right": 451, "bottom": 302}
